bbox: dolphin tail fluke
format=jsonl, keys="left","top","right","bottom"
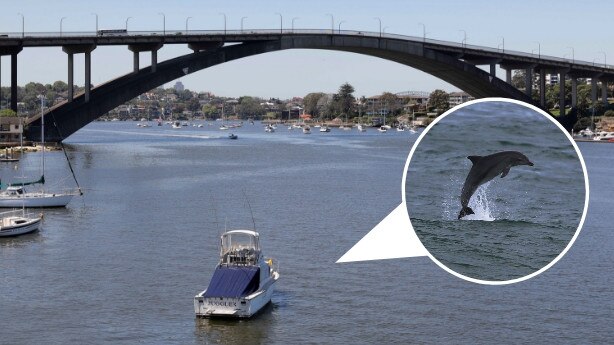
{"left": 458, "top": 206, "right": 475, "bottom": 219}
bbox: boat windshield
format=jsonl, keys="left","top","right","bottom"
{"left": 220, "top": 231, "right": 261, "bottom": 265}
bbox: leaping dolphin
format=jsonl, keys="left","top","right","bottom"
{"left": 458, "top": 151, "right": 534, "bottom": 219}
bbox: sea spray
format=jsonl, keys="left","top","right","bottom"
{"left": 463, "top": 182, "right": 496, "bottom": 221}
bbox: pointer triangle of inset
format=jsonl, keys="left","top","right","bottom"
{"left": 337, "top": 203, "right": 428, "bottom": 263}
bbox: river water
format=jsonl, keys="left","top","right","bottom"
{"left": 0, "top": 121, "right": 612, "bottom": 344}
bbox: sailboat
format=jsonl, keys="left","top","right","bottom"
{"left": 0, "top": 96, "right": 81, "bottom": 208}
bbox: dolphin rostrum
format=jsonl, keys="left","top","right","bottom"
{"left": 458, "top": 151, "right": 534, "bottom": 219}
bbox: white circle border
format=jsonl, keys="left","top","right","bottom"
{"left": 401, "top": 97, "right": 590, "bottom": 285}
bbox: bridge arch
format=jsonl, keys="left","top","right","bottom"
{"left": 26, "top": 35, "right": 535, "bottom": 141}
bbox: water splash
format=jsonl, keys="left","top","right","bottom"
{"left": 463, "top": 182, "right": 496, "bottom": 221}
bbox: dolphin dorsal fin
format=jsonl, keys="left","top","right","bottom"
{"left": 467, "top": 156, "right": 482, "bottom": 165}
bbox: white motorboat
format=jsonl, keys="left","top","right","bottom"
{"left": 264, "top": 125, "right": 275, "bottom": 133}
{"left": 194, "top": 230, "right": 279, "bottom": 318}
{"left": 172, "top": 121, "right": 182, "bottom": 129}
{"left": 593, "top": 131, "right": 614, "bottom": 141}
{"left": 381, "top": 125, "right": 392, "bottom": 130}
{"left": 319, "top": 126, "right": 331, "bottom": 132}
{"left": 357, "top": 124, "right": 367, "bottom": 132}
{"left": 396, "top": 126, "right": 405, "bottom": 132}
{"left": 0, "top": 209, "right": 42, "bottom": 237}
{"left": 219, "top": 125, "right": 229, "bottom": 130}
{"left": 377, "top": 127, "right": 388, "bottom": 133}
{"left": 303, "top": 126, "right": 311, "bottom": 134}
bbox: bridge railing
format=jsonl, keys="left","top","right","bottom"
{"left": 0, "top": 28, "right": 611, "bottom": 70}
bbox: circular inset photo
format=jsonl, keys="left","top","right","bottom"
{"left": 404, "top": 98, "right": 588, "bottom": 284}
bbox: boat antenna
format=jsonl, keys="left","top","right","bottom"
{"left": 210, "top": 193, "right": 220, "bottom": 234}
{"left": 242, "top": 189, "right": 257, "bottom": 231}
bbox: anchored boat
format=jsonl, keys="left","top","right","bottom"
{"left": 0, "top": 209, "right": 42, "bottom": 237}
{"left": 194, "top": 230, "right": 279, "bottom": 318}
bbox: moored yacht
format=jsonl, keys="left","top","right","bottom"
{"left": 194, "top": 230, "right": 279, "bottom": 318}
{"left": 0, "top": 209, "right": 42, "bottom": 237}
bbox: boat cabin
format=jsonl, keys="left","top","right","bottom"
{"left": 2, "top": 186, "right": 25, "bottom": 196}
{"left": 220, "top": 230, "right": 262, "bottom": 266}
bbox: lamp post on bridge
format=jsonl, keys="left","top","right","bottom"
{"left": 91, "top": 13, "right": 98, "bottom": 33}
{"left": 599, "top": 51, "right": 607, "bottom": 68}
{"left": 291, "top": 17, "right": 298, "bottom": 33}
{"left": 219, "top": 13, "right": 226, "bottom": 35}
{"left": 459, "top": 29, "right": 467, "bottom": 48}
{"left": 326, "top": 14, "right": 334, "bottom": 34}
{"left": 241, "top": 17, "right": 248, "bottom": 32}
{"left": 498, "top": 36, "right": 505, "bottom": 53}
{"left": 275, "top": 13, "right": 283, "bottom": 34}
{"left": 532, "top": 41, "right": 540, "bottom": 59}
{"left": 374, "top": 17, "right": 382, "bottom": 38}
{"left": 185, "top": 16, "right": 192, "bottom": 34}
{"left": 125, "top": 17, "right": 132, "bottom": 31}
{"left": 158, "top": 13, "right": 165, "bottom": 35}
{"left": 17, "top": 13, "right": 24, "bottom": 38}
{"left": 418, "top": 23, "right": 426, "bottom": 42}
{"left": 60, "top": 17, "right": 66, "bottom": 37}
{"left": 338, "top": 20, "right": 345, "bottom": 34}
{"left": 566, "top": 46, "right": 574, "bottom": 64}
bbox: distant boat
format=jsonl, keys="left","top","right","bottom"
{"left": 198, "top": 124, "right": 204, "bottom": 128}
{"left": 303, "top": 126, "right": 311, "bottom": 134}
{"left": 228, "top": 133, "right": 238, "bottom": 140}
{"left": 172, "top": 121, "right": 182, "bottom": 129}
{"left": 357, "top": 124, "right": 367, "bottom": 132}
{"left": 319, "top": 126, "right": 330, "bottom": 133}
{"left": 396, "top": 126, "right": 405, "bottom": 132}
{"left": 377, "top": 127, "right": 388, "bottom": 133}
{"left": 264, "top": 124, "right": 275, "bottom": 133}
{"left": 219, "top": 125, "right": 229, "bottom": 130}
{"left": 194, "top": 230, "right": 279, "bottom": 318}
{"left": 0, "top": 209, "right": 42, "bottom": 237}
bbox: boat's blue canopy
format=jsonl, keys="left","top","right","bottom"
{"left": 203, "top": 266, "right": 260, "bottom": 298}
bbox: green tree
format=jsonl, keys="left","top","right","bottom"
{"left": 201, "top": 104, "right": 218, "bottom": 119}
{"left": 237, "top": 96, "right": 264, "bottom": 118}
{"left": 336, "top": 83, "right": 355, "bottom": 118}
{"left": 0, "top": 109, "right": 17, "bottom": 117}
{"left": 428, "top": 89, "right": 450, "bottom": 112}
{"left": 380, "top": 92, "right": 400, "bottom": 115}
{"left": 303, "top": 92, "right": 325, "bottom": 116}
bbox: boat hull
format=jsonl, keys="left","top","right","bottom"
{"left": 0, "top": 194, "right": 74, "bottom": 208}
{"left": 194, "top": 272, "right": 279, "bottom": 318}
{"left": 0, "top": 217, "right": 41, "bottom": 237}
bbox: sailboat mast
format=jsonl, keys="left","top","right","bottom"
{"left": 40, "top": 95, "right": 45, "bottom": 181}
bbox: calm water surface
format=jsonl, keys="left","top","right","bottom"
{"left": 0, "top": 121, "right": 612, "bottom": 344}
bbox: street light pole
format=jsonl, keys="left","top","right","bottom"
{"left": 241, "top": 16, "right": 247, "bottom": 32}
{"left": 459, "top": 29, "right": 467, "bottom": 47}
{"left": 219, "top": 13, "right": 226, "bottom": 35}
{"left": 532, "top": 41, "right": 540, "bottom": 59}
{"left": 91, "top": 13, "right": 98, "bottom": 33}
{"left": 599, "top": 51, "right": 606, "bottom": 68}
{"left": 125, "top": 17, "right": 132, "bottom": 31}
{"left": 374, "top": 17, "right": 381, "bottom": 37}
{"left": 567, "top": 46, "right": 574, "bottom": 64}
{"left": 158, "top": 13, "right": 165, "bottom": 35}
{"left": 418, "top": 22, "right": 426, "bottom": 42}
{"left": 60, "top": 17, "right": 66, "bottom": 37}
{"left": 338, "top": 20, "right": 345, "bottom": 34}
{"left": 326, "top": 14, "right": 334, "bottom": 34}
{"left": 275, "top": 13, "right": 282, "bottom": 34}
{"left": 185, "top": 16, "right": 192, "bottom": 34}
{"left": 498, "top": 36, "right": 505, "bottom": 53}
{"left": 17, "top": 13, "right": 24, "bottom": 38}
{"left": 291, "top": 17, "right": 298, "bottom": 33}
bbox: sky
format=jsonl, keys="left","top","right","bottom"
{"left": 0, "top": 0, "right": 611, "bottom": 99}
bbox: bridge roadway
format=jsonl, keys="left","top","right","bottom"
{"left": 1, "top": 29, "right": 612, "bottom": 141}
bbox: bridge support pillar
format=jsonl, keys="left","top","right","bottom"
{"left": 67, "top": 53, "right": 74, "bottom": 101}
{"left": 505, "top": 69, "right": 512, "bottom": 83}
{"left": 128, "top": 44, "right": 163, "bottom": 73}
{"left": 525, "top": 68, "right": 533, "bottom": 97}
{"left": 559, "top": 72, "right": 566, "bottom": 114}
{"left": 62, "top": 44, "right": 96, "bottom": 103}
{"left": 490, "top": 64, "right": 496, "bottom": 77}
{"left": 133, "top": 52, "right": 139, "bottom": 73}
{"left": 571, "top": 77, "right": 577, "bottom": 107}
{"left": 539, "top": 69, "right": 546, "bottom": 107}
{"left": 601, "top": 80, "right": 608, "bottom": 106}
{"left": 11, "top": 53, "right": 18, "bottom": 112}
